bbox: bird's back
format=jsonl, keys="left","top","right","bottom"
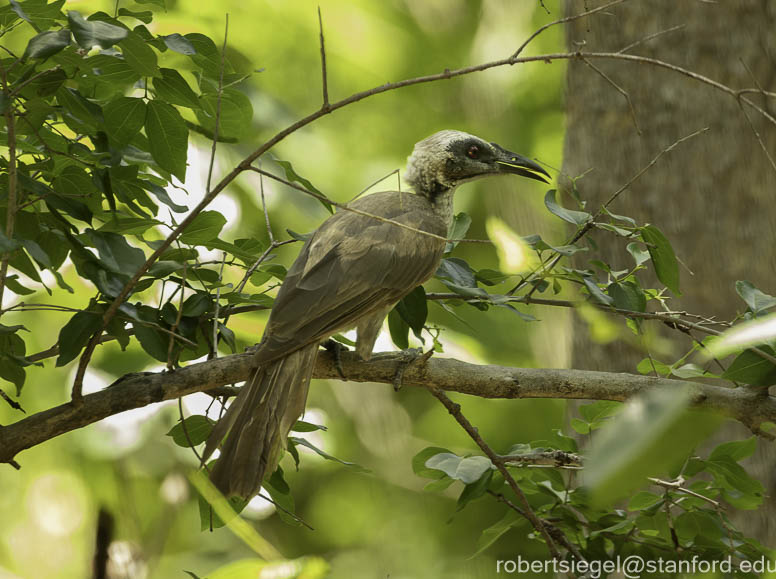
{"left": 253, "top": 190, "right": 448, "bottom": 363}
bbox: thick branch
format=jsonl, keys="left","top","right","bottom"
{"left": 2, "top": 351, "right": 775, "bottom": 466}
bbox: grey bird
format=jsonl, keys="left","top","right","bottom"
{"left": 203, "top": 130, "right": 549, "bottom": 498}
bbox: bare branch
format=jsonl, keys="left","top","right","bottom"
{"left": 4, "top": 350, "right": 776, "bottom": 468}
{"left": 318, "top": 6, "right": 329, "bottom": 110}
{"left": 512, "top": 0, "right": 627, "bottom": 59}
{"left": 581, "top": 56, "right": 641, "bottom": 134}
{"left": 617, "top": 24, "right": 686, "bottom": 54}
{"left": 0, "top": 63, "right": 19, "bottom": 313}
{"left": 426, "top": 387, "right": 562, "bottom": 558}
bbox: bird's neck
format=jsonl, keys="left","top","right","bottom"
{"left": 421, "top": 182, "right": 456, "bottom": 226}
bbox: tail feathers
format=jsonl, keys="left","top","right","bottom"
{"left": 205, "top": 344, "right": 317, "bottom": 498}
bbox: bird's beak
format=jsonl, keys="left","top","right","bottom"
{"left": 493, "top": 146, "right": 551, "bottom": 183}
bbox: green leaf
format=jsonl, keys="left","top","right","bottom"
{"left": 721, "top": 347, "right": 776, "bottom": 386}
{"left": 24, "top": 29, "right": 70, "bottom": 59}
{"left": 136, "top": 0, "right": 166, "bottom": 9}
{"left": 708, "top": 437, "right": 756, "bottom": 462}
{"left": 457, "top": 469, "right": 492, "bottom": 511}
{"left": 182, "top": 292, "right": 211, "bottom": 317}
{"left": 273, "top": 158, "right": 332, "bottom": 213}
{"left": 583, "top": 277, "right": 613, "bottom": 306}
{"left": 395, "top": 286, "right": 427, "bottom": 339}
{"left": 161, "top": 33, "right": 196, "bottom": 55}
{"left": 167, "top": 415, "right": 214, "bottom": 447}
{"left": 636, "top": 357, "right": 671, "bottom": 376}
{"left": 412, "top": 446, "right": 452, "bottom": 479}
{"left": 184, "top": 32, "right": 224, "bottom": 76}
{"left": 55, "top": 86, "right": 101, "bottom": 132}
{"left": 570, "top": 418, "right": 590, "bottom": 434}
{"left": 103, "top": 97, "right": 146, "bottom": 145}
{"left": 145, "top": 100, "right": 188, "bottom": 181}
{"left": 9, "top": 0, "right": 65, "bottom": 30}
{"left": 735, "top": 280, "right": 776, "bottom": 314}
{"left": 67, "top": 11, "right": 127, "bottom": 49}
{"left": 56, "top": 310, "right": 103, "bottom": 366}
{"left": 264, "top": 468, "right": 299, "bottom": 526}
{"left": 626, "top": 242, "right": 650, "bottom": 266}
{"left": 424, "top": 453, "right": 493, "bottom": 484}
{"left": 387, "top": 308, "right": 409, "bottom": 350}
{"left": 86, "top": 54, "right": 140, "bottom": 88}
{"left": 472, "top": 509, "right": 524, "bottom": 558}
{"left": 607, "top": 281, "right": 646, "bottom": 312}
{"left": 628, "top": 491, "right": 663, "bottom": 511}
{"left": 117, "top": 7, "right": 153, "bottom": 23}
{"left": 133, "top": 323, "right": 169, "bottom": 362}
{"left": 291, "top": 420, "right": 327, "bottom": 433}
{"left": 179, "top": 211, "right": 227, "bottom": 245}
{"left": 583, "top": 386, "right": 721, "bottom": 507}
{"left": 704, "top": 455, "right": 764, "bottom": 509}
{"left": 436, "top": 257, "right": 477, "bottom": 288}
{"left": 544, "top": 189, "right": 591, "bottom": 226}
{"left": 288, "top": 437, "right": 369, "bottom": 472}
{"left": 445, "top": 212, "right": 471, "bottom": 253}
{"left": 119, "top": 30, "right": 160, "bottom": 77}
{"left": 641, "top": 225, "right": 681, "bottom": 295}
{"left": 153, "top": 68, "right": 200, "bottom": 109}
{"left": 196, "top": 88, "right": 254, "bottom": 139}
{"left": 87, "top": 230, "right": 146, "bottom": 275}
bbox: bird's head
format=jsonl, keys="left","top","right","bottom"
{"left": 404, "top": 130, "right": 550, "bottom": 198}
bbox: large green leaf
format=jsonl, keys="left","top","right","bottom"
{"left": 68, "top": 11, "right": 127, "bottom": 49}
{"left": 641, "top": 224, "right": 681, "bottom": 295}
{"left": 584, "top": 385, "right": 720, "bottom": 507}
{"left": 145, "top": 100, "right": 188, "bottom": 181}
{"left": 721, "top": 347, "right": 776, "bottom": 386}
{"left": 196, "top": 88, "right": 254, "bottom": 139}
{"left": 179, "top": 211, "right": 226, "bottom": 245}
{"left": 87, "top": 230, "right": 146, "bottom": 275}
{"left": 119, "top": 30, "right": 160, "bottom": 77}
{"left": 24, "top": 29, "right": 70, "bottom": 59}
{"left": 153, "top": 68, "right": 200, "bottom": 109}
{"left": 167, "top": 415, "right": 214, "bottom": 447}
{"left": 56, "top": 310, "right": 103, "bottom": 366}
{"left": 735, "top": 280, "right": 776, "bottom": 314}
{"left": 103, "top": 97, "right": 146, "bottom": 145}
{"left": 395, "top": 286, "right": 427, "bottom": 339}
{"left": 544, "top": 189, "right": 591, "bottom": 226}
{"left": 424, "top": 452, "right": 493, "bottom": 484}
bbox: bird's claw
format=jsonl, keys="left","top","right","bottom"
{"left": 392, "top": 347, "right": 434, "bottom": 391}
{"left": 322, "top": 339, "right": 349, "bottom": 380}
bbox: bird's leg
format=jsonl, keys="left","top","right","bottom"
{"left": 322, "top": 338, "right": 349, "bottom": 380}
{"left": 392, "top": 347, "right": 435, "bottom": 391}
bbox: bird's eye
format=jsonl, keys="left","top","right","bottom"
{"left": 467, "top": 145, "right": 480, "bottom": 159}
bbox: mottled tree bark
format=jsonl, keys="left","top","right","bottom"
{"left": 563, "top": 0, "right": 776, "bottom": 537}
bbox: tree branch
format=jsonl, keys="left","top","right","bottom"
{"left": 3, "top": 350, "right": 775, "bottom": 467}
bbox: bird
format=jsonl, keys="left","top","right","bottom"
{"left": 202, "top": 130, "right": 550, "bottom": 498}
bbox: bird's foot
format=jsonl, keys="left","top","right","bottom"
{"left": 392, "top": 347, "right": 434, "bottom": 391}
{"left": 322, "top": 339, "right": 349, "bottom": 380}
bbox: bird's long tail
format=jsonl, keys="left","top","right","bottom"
{"left": 203, "top": 344, "right": 318, "bottom": 498}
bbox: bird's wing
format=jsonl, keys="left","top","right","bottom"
{"left": 254, "top": 191, "right": 446, "bottom": 363}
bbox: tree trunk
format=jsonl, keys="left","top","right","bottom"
{"left": 563, "top": 0, "right": 776, "bottom": 538}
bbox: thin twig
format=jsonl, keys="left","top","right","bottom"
{"left": 0, "top": 388, "right": 25, "bottom": 413}
{"left": 511, "top": 0, "right": 627, "bottom": 59}
{"left": 318, "top": 6, "right": 329, "bottom": 110}
{"left": 581, "top": 56, "right": 641, "bottom": 134}
{"left": 248, "top": 167, "right": 450, "bottom": 242}
{"left": 258, "top": 160, "right": 274, "bottom": 244}
{"left": 350, "top": 169, "right": 401, "bottom": 202}
{"left": 617, "top": 24, "right": 686, "bottom": 54}
{"left": 205, "top": 14, "right": 229, "bottom": 194}
{"left": 427, "top": 387, "right": 562, "bottom": 559}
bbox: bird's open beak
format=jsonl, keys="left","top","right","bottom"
{"left": 493, "top": 147, "right": 551, "bottom": 183}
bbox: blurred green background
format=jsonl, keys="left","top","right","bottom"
{"left": 0, "top": 1, "right": 570, "bottom": 577}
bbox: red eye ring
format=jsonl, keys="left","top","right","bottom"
{"left": 467, "top": 145, "right": 479, "bottom": 159}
